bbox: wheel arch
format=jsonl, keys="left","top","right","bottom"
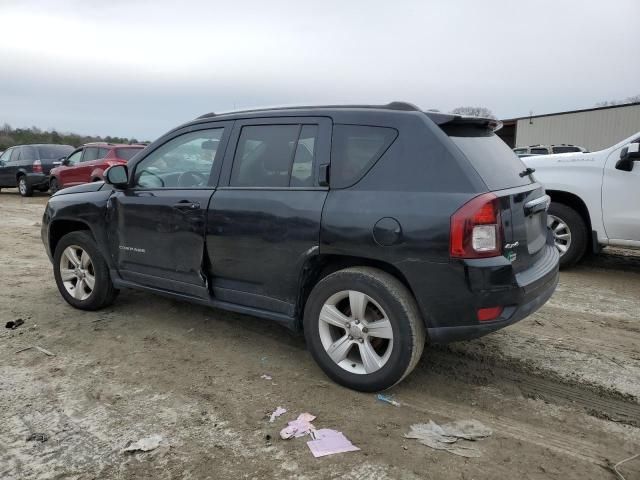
{"left": 49, "top": 219, "right": 93, "bottom": 258}
{"left": 295, "top": 254, "right": 419, "bottom": 329}
{"left": 546, "top": 190, "right": 594, "bottom": 251}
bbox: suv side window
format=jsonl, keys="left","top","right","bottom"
{"left": 134, "top": 128, "right": 224, "bottom": 189}
{"left": 12, "top": 147, "right": 23, "bottom": 162}
{"left": 230, "top": 124, "right": 319, "bottom": 188}
{"left": 330, "top": 125, "right": 398, "bottom": 188}
{"left": 98, "top": 147, "right": 110, "bottom": 158}
{"left": 21, "top": 146, "right": 36, "bottom": 160}
{"left": 82, "top": 147, "right": 100, "bottom": 162}
{"left": 0, "top": 148, "right": 13, "bottom": 164}
{"left": 66, "top": 150, "right": 83, "bottom": 166}
{"left": 530, "top": 147, "right": 549, "bottom": 155}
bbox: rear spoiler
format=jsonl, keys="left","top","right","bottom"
{"left": 424, "top": 112, "right": 503, "bottom": 132}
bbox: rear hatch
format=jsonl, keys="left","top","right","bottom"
{"left": 439, "top": 117, "right": 549, "bottom": 272}
{"left": 37, "top": 145, "right": 74, "bottom": 174}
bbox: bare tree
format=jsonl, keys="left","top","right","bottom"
{"left": 595, "top": 94, "right": 640, "bottom": 107}
{"left": 450, "top": 106, "right": 496, "bottom": 119}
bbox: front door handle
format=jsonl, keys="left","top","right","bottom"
{"left": 173, "top": 201, "right": 201, "bottom": 210}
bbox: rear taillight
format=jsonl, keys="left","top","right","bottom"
{"left": 450, "top": 193, "right": 503, "bottom": 258}
{"left": 477, "top": 306, "right": 504, "bottom": 322}
{"left": 33, "top": 160, "right": 43, "bottom": 173}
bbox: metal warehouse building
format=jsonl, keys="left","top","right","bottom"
{"left": 498, "top": 102, "right": 640, "bottom": 151}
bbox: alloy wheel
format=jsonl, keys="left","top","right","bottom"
{"left": 18, "top": 178, "right": 26, "bottom": 195}
{"left": 547, "top": 214, "right": 572, "bottom": 256}
{"left": 318, "top": 290, "right": 394, "bottom": 375}
{"left": 59, "top": 245, "right": 96, "bottom": 301}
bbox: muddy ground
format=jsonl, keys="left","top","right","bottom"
{"left": 1, "top": 190, "right": 639, "bottom": 480}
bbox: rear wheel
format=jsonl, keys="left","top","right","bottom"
{"left": 18, "top": 176, "right": 33, "bottom": 197}
{"left": 547, "top": 202, "right": 588, "bottom": 268}
{"left": 53, "top": 231, "right": 118, "bottom": 310}
{"left": 303, "top": 267, "right": 425, "bottom": 392}
{"left": 49, "top": 178, "right": 59, "bottom": 194}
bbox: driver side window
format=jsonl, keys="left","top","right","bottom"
{"left": 134, "top": 128, "right": 223, "bottom": 189}
{"left": 67, "top": 150, "right": 83, "bottom": 166}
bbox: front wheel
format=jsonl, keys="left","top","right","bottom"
{"left": 53, "top": 231, "right": 118, "bottom": 310}
{"left": 303, "top": 267, "right": 426, "bottom": 392}
{"left": 547, "top": 202, "right": 588, "bottom": 268}
{"left": 18, "top": 176, "right": 33, "bottom": 197}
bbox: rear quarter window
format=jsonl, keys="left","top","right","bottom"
{"left": 115, "top": 148, "right": 143, "bottom": 161}
{"left": 37, "top": 145, "right": 74, "bottom": 160}
{"left": 448, "top": 130, "right": 532, "bottom": 190}
{"left": 330, "top": 125, "right": 397, "bottom": 188}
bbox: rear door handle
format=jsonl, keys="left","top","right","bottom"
{"left": 173, "top": 201, "right": 200, "bottom": 210}
{"left": 524, "top": 194, "right": 550, "bottom": 216}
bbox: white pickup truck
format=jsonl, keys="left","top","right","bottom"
{"left": 522, "top": 133, "right": 640, "bottom": 267}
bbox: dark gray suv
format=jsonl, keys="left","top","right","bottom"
{"left": 41, "top": 102, "right": 559, "bottom": 391}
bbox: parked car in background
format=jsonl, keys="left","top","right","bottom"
{"left": 0, "top": 144, "right": 74, "bottom": 196}
{"left": 514, "top": 144, "right": 587, "bottom": 156}
{"left": 523, "top": 132, "right": 640, "bottom": 267}
{"left": 41, "top": 102, "right": 559, "bottom": 391}
{"left": 49, "top": 143, "right": 145, "bottom": 193}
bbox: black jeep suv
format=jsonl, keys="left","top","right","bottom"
{"left": 41, "top": 102, "right": 558, "bottom": 391}
{"left": 0, "top": 144, "right": 74, "bottom": 196}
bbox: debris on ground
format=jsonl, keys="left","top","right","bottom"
{"left": 405, "top": 420, "right": 492, "bottom": 458}
{"left": 376, "top": 393, "right": 401, "bottom": 407}
{"left": 6, "top": 319, "right": 25, "bottom": 329}
{"left": 612, "top": 452, "right": 640, "bottom": 480}
{"left": 280, "top": 413, "right": 316, "bottom": 439}
{"left": 26, "top": 433, "right": 48, "bottom": 443}
{"left": 260, "top": 374, "right": 272, "bottom": 380}
{"left": 123, "top": 434, "right": 164, "bottom": 453}
{"left": 307, "top": 428, "right": 360, "bottom": 457}
{"left": 15, "top": 345, "right": 55, "bottom": 356}
{"left": 34, "top": 346, "right": 55, "bottom": 356}
{"left": 269, "top": 406, "right": 287, "bottom": 423}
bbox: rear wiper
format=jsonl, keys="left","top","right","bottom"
{"left": 519, "top": 167, "right": 536, "bottom": 177}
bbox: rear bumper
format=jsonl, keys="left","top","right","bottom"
{"left": 426, "top": 244, "right": 559, "bottom": 343}
{"left": 25, "top": 172, "right": 49, "bottom": 188}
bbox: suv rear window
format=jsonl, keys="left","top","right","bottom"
{"left": 116, "top": 148, "right": 143, "bottom": 161}
{"left": 448, "top": 130, "right": 532, "bottom": 190}
{"left": 37, "top": 145, "right": 73, "bottom": 160}
{"left": 331, "top": 125, "right": 397, "bottom": 188}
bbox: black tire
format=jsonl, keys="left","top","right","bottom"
{"left": 49, "top": 178, "right": 59, "bottom": 194}
{"left": 548, "top": 202, "right": 588, "bottom": 269}
{"left": 303, "top": 267, "right": 426, "bottom": 392}
{"left": 53, "top": 231, "right": 119, "bottom": 310}
{"left": 18, "top": 176, "right": 33, "bottom": 197}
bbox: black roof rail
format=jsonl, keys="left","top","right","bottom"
{"left": 197, "top": 101, "right": 421, "bottom": 119}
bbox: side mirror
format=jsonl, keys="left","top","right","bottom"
{"left": 62, "top": 158, "right": 71, "bottom": 166}
{"left": 616, "top": 143, "right": 640, "bottom": 171}
{"left": 104, "top": 164, "right": 129, "bottom": 189}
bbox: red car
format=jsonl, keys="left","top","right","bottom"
{"left": 49, "top": 143, "right": 145, "bottom": 193}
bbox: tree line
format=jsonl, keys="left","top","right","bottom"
{"left": 0, "top": 123, "right": 147, "bottom": 150}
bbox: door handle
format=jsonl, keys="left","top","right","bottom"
{"left": 173, "top": 201, "right": 201, "bottom": 210}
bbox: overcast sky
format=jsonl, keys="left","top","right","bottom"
{"left": 1, "top": 0, "right": 639, "bottom": 140}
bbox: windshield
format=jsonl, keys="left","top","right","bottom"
{"left": 449, "top": 132, "right": 533, "bottom": 190}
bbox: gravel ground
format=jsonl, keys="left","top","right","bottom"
{"left": 1, "top": 190, "right": 639, "bottom": 479}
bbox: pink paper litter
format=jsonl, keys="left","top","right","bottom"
{"left": 269, "top": 406, "right": 287, "bottom": 423}
{"left": 307, "top": 429, "right": 360, "bottom": 457}
{"left": 279, "top": 413, "right": 317, "bottom": 439}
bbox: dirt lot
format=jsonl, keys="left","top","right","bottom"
{"left": 1, "top": 190, "right": 639, "bottom": 479}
